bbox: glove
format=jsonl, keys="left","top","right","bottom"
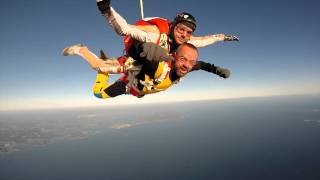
{"left": 224, "top": 35, "right": 240, "bottom": 41}
{"left": 96, "top": 0, "right": 110, "bottom": 14}
{"left": 215, "top": 67, "right": 231, "bottom": 79}
{"left": 139, "top": 42, "right": 173, "bottom": 62}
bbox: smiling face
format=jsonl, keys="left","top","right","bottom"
{"left": 172, "top": 23, "right": 194, "bottom": 45}
{"left": 173, "top": 43, "right": 198, "bottom": 77}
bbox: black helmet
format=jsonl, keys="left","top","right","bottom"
{"left": 172, "top": 12, "right": 197, "bottom": 32}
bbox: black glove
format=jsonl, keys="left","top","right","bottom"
{"left": 224, "top": 35, "right": 240, "bottom": 41}
{"left": 96, "top": 0, "right": 110, "bottom": 14}
{"left": 215, "top": 67, "right": 231, "bottom": 79}
{"left": 192, "top": 61, "right": 231, "bottom": 79}
{"left": 139, "top": 42, "right": 173, "bottom": 62}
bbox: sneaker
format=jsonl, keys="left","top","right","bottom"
{"left": 99, "top": 50, "right": 109, "bottom": 60}
{"left": 62, "top": 44, "right": 84, "bottom": 56}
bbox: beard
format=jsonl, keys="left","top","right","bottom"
{"left": 175, "top": 66, "right": 188, "bottom": 77}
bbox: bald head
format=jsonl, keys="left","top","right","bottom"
{"left": 174, "top": 43, "right": 198, "bottom": 77}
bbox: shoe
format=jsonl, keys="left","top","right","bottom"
{"left": 99, "top": 50, "right": 109, "bottom": 60}
{"left": 62, "top": 44, "right": 84, "bottom": 56}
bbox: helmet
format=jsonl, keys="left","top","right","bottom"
{"left": 172, "top": 12, "right": 197, "bottom": 31}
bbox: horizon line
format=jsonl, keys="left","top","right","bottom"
{"left": 1, "top": 93, "right": 319, "bottom": 112}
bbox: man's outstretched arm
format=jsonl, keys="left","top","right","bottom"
{"left": 192, "top": 61, "right": 231, "bottom": 79}
{"left": 127, "top": 42, "right": 174, "bottom": 64}
{"left": 96, "top": 0, "right": 159, "bottom": 43}
{"left": 189, "top": 34, "right": 239, "bottom": 47}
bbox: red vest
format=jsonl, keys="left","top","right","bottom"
{"left": 123, "top": 17, "right": 170, "bottom": 54}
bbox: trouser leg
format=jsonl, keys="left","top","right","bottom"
{"left": 92, "top": 72, "right": 127, "bottom": 99}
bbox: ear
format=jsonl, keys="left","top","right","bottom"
{"left": 169, "top": 23, "right": 177, "bottom": 34}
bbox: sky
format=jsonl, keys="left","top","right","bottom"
{"left": 0, "top": 0, "right": 319, "bottom": 111}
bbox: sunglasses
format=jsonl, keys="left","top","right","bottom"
{"left": 175, "top": 25, "right": 193, "bottom": 36}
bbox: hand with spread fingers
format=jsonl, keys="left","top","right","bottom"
{"left": 224, "top": 35, "right": 240, "bottom": 41}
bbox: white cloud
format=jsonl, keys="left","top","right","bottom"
{"left": 303, "top": 119, "right": 314, "bottom": 122}
{"left": 111, "top": 123, "right": 134, "bottom": 129}
{"left": 77, "top": 114, "right": 99, "bottom": 119}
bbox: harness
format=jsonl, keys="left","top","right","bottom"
{"left": 139, "top": 61, "right": 171, "bottom": 91}
{"left": 120, "top": 59, "right": 176, "bottom": 97}
{"left": 121, "top": 17, "right": 175, "bottom": 97}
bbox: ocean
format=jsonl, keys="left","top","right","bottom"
{"left": 1, "top": 95, "right": 320, "bottom": 180}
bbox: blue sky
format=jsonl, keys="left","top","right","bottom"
{"left": 0, "top": 0, "right": 319, "bottom": 110}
